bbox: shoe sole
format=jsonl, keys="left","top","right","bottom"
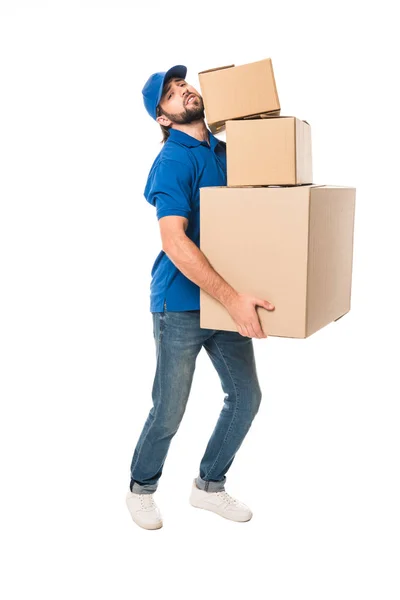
{"left": 189, "top": 498, "right": 252, "bottom": 522}
{"left": 130, "top": 518, "right": 163, "bottom": 530}
{"left": 126, "top": 511, "right": 163, "bottom": 530}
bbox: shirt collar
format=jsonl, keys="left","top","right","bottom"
{"left": 168, "top": 127, "right": 221, "bottom": 152}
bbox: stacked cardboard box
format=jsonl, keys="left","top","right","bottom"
{"left": 198, "top": 58, "right": 356, "bottom": 339}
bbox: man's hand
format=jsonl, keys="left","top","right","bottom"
{"left": 225, "top": 292, "right": 275, "bottom": 338}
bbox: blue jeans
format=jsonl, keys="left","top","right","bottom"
{"left": 129, "top": 309, "right": 262, "bottom": 494}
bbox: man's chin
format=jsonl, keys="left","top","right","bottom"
{"left": 185, "top": 109, "right": 205, "bottom": 122}
{"left": 169, "top": 108, "right": 205, "bottom": 125}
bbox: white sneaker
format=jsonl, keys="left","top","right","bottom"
{"left": 125, "top": 490, "right": 163, "bottom": 530}
{"left": 189, "top": 479, "right": 253, "bottom": 522}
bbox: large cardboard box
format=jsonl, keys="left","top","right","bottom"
{"left": 226, "top": 117, "right": 313, "bottom": 186}
{"left": 198, "top": 58, "right": 280, "bottom": 134}
{"left": 199, "top": 185, "right": 356, "bottom": 339}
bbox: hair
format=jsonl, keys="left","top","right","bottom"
{"left": 156, "top": 103, "right": 171, "bottom": 144}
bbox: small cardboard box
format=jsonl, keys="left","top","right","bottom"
{"left": 199, "top": 185, "right": 356, "bottom": 339}
{"left": 198, "top": 58, "right": 280, "bottom": 134}
{"left": 226, "top": 117, "right": 313, "bottom": 186}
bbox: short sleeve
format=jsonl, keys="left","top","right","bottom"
{"left": 145, "top": 159, "right": 193, "bottom": 221}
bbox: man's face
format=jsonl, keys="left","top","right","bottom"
{"left": 157, "top": 77, "right": 205, "bottom": 126}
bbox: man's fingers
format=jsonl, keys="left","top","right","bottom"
{"left": 249, "top": 322, "right": 263, "bottom": 339}
{"left": 237, "top": 320, "right": 268, "bottom": 339}
{"left": 243, "top": 324, "right": 252, "bottom": 338}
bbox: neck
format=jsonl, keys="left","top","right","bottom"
{"left": 171, "top": 120, "right": 209, "bottom": 144}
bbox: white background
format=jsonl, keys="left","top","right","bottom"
{"left": 1, "top": 1, "right": 399, "bottom": 598}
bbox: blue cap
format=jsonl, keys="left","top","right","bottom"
{"left": 142, "top": 64, "right": 187, "bottom": 121}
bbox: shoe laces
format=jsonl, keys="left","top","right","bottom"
{"left": 140, "top": 494, "right": 156, "bottom": 511}
{"left": 216, "top": 490, "right": 238, "bottom": 505}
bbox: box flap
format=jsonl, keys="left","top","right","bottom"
{"left": 242, "top": 110, "right": 281, "bottom": 120}
{"left": 334, "top": 312, "right": 348, "bottom": 322}
{"left": 200, "top": 184, "right": 318, "bottom": 190}
{"left": 312, "top": 185, "right": 356, "bottom": 189}
{"left": 198, "top": 64, "right": 235, "bottom": 75}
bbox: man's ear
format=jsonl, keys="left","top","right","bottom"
{"left": 156, "top": 115, "right": 172, "bottom": 127}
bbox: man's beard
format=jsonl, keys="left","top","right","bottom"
{"left": 162, "top": 95, "right": 205, "bottom": 125}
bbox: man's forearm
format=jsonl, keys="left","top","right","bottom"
{"left": 164, "top": 234, "right": 238, "bottom": 308}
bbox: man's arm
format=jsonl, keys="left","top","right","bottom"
{"left": 159, "top": 215, "right": 238, "bottom": 308}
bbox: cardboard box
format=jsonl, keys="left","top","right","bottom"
{"left": 198, "top": 58, "right": 280, "bottom": 134}
{"left": 226, "top": 117, "right": 313, "bottom": 186}
{"left": 199, "top": 185, "right": 356, "bottom": 339}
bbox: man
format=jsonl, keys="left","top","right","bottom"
{"left": 126, "top": 64, "right": 275, "bottom": 530}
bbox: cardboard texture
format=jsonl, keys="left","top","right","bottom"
{"left": 199, "top": 185, "right": 356, "bottom": 339}
{"left": 198, "top": 58, "right": 280, "bottom": 134}
{"left": 226, "top": 117, "right": 313, "bottom": 186}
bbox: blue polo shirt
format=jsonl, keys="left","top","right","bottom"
{"left": 144, "top": 127, "right": 227, "bottom": 312}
